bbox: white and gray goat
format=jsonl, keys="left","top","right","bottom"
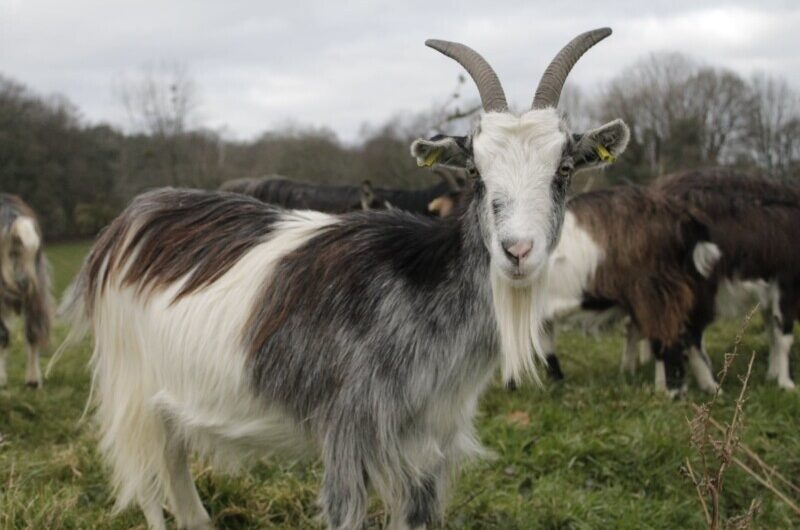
{"left": 57, "top": 29, "right": 629, "bottom": 530}
{"left": 0, "top": 194, "right": 52, "bottom": 389}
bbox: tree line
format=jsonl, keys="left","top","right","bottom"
{"left": 1, "top": 53, "right": 798, "bottom": 239}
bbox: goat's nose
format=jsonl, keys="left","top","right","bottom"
{"left": 502, "top": 240, "right": 533, "bottom": 265}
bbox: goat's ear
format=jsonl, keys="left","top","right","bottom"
{"left": 571, "top": 119, "right": 630, "bottom": 173}
{"left": 410, "top": 135, "right": 472, "bottom": 169}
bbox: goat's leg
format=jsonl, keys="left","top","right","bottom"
{"left": 161, "top": 422, "right": 213, "bottom": 530}
{"left": 766, "top": 287, "right": 796, "bottom": 389}
{"left": 688, "top": 344, "right": 719, "bottom": 393}
{"left": 653, "top": 341, "right": 686, "bottom": 398}
{"left": 386, "top": 474, "right": 440, "bottom": 530}
{"left": 766, "top": 295, "right": 781, "bottom": 380}
{"left": 24, "top": 343, "right": 41, "bottom": 388}
{"left": 0, "top": 317, "right": 9, "bottom": 387}
{"left": 541, "top": 320, "right": 564, "bottom": 381}
{"left": 138, "top": 493, "right": 167, "bottom": 530}
{"left": 23, "top": 307, "right": 45, "bottom": 388}
{"left": 620, "top": 320, "right": 643, "bottom": 375}
{"left": 319, "top": 428, "right": 368, "bottom": 530}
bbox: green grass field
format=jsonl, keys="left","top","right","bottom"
{"left": 0, "top": 241, "right": 798, "bottom": 529}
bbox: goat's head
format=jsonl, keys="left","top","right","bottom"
{"left": 412, "top": 28, "right": 629, "bottom": 286}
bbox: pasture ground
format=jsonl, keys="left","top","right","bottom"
{"left": 0, "top": 241, "right": 798, "bottom": 529}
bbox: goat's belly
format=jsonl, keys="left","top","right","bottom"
{"left": 94, "top": 274, "right": 309, "bottom": 466}
{"left": 149, "top": 390, "right": 310, "bottom": 467}
{"left": 715, "top": 278, "right": 770, "bottom": 318}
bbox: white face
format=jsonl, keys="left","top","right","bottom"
{"left": 472, "top": 108, "right": 568, "bottom": 284}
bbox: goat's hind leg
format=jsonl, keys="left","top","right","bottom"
{"left": 0, "top": 317, "right": 9, "bottom": 387}
{"left": 160, "top": 417, "right": 214, "bottom": 529}
{"left": 320, "top": 427, "right": 369, "bottom": 530}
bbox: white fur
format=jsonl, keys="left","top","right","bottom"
{"left": 692, "top": 242, "right": 722, "bottom": 278}
{"left": 2, "top": 216, "right": 40, "bottom": 295}
{"left": 474, "top": 109, "right": 567, "bottom": 281}
{"left": 87, "top": 209, "right": 337, "bottom": 526}
{"left": 542, "top": 211, "right": 604, "bottom": 320}
{"left": 688, "top": 346, "right": 719, "bottom": 393}
{"left": 492, "top": 264, "right": 547, "bottom": 383}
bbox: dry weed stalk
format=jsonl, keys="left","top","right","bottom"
{"left": 684, "top": 306, "right": 761, "bottom": 529}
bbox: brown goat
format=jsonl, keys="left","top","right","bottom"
{"left": 650, "top": 168, "right": 800, "bottom": 390}
{"left": 541, "top": 185, "right": 721, "bottom": 396}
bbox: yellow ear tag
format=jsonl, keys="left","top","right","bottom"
{"left": 596, "top": 144, "right": 615, "bottom": 164}
{"left": 420, "top": 149, "right": 441, "bottom": 167}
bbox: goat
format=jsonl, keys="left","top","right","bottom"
{"left": 57, "top": 29, "right": 628, "bottom": 529}
{"left": 540, "top": 185, "right": 721, "bottom": 397}
{"left": 647, "top": 168, "right": 800, "bottom": 390}
{"left": 220, "top": 171, "right": 462, "bottom": 215}
{"left": 0, "top": 194, "right": 52, "bottom": 389}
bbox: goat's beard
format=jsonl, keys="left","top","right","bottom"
{"left": 490, "top": 264, "right": 548, "bottom": 385}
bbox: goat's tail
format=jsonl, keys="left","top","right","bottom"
{"left": 692, "top": 241, "right": 722, "bottom": 279}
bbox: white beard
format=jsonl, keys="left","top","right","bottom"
{"left": 490, "top": 264, "right": 548, "bottom": 385}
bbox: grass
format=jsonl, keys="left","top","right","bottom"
{"left": 1, "top": 240, "right": 799, "bottom": 529}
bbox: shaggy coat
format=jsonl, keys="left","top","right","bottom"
{"left": 60, "top": 185, "right": 527, "bottom": 529}
{"left": 543, "top": 185, "right": 719, "bottom": 393}
{"left": 57, "top": 27, "right": 630, "bottom": 526}
{"left": 0, "top": 194, "right": 52, "bottom": 388}
{"left": 653, "top": 168, "right": 800, "bottom": 389}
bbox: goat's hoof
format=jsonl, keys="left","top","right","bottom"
{"left": 25, "top": 381, "right": 40, "bottom": 389}
{"left": 778, "top": 378, "right": 796, "bottom": 391}
{"left": 182, "top": 523, "right": 216, "bottom": 530}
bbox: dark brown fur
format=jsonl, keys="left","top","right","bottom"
{"left": 655, "top": 168, "right": 800, "bottom": 285}
{"left": 569, "top": 186, "right": 710, "bottom": 346}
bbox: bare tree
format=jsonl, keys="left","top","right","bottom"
{"left": 745, "top": 74, "right": 800, "bottom": 177}
{"left": 117, "top": 62, "right": 198, "bottom": 137}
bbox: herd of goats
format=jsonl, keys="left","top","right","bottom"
{"left": 0, "top": 27, "right": 796, "bottom": 530}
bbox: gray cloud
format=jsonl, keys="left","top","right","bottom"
{"left": 1, "top": 0, "right": 798, "bottom": 141}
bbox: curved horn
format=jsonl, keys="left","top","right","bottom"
{"left": 426, "top": 39, "right": 508, "bottom": 112}
{"left": 532, "top": 28, "right": 612, "bottom": 110}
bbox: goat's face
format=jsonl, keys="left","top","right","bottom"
{"left": 411, "top": 28, "right": 629, "bottom": 286}
{"left": 412, "top": 110, "right": 628, "bottom": 285}
{"left": 473, "top": 109, "right": 567, "bottom": 282}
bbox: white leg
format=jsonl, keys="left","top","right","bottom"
{"left": 25, "top": 343, "right": 42, "bottom": 388}
{"left": 639, "top": 340, "right": 653, "bottom": 366}
{"left": 654, "top": 360, "right": 667, "bottom": 393}
{"left": 688, "top": 346, "right": 719, "bottom": 393}
{"left": 0, "top": 346, "right": 7, "bottom": 388}
{"left": 163, "top": 426, "right": 214, "bottom": 529}
{"left": 775, "top": 333, "right": 796, "bottom": 390}
{"left": 620, "top": 320, "right": 641, "bottom": 375}
{"left": 767, "top": 318, "right": 782, "bottom": 380}
{"left": 139, "top": 494, "right": 167, "bottom": 530}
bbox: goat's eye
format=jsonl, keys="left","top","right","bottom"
{"left": 558, "top": 161, "right": 574, "bottom": 176}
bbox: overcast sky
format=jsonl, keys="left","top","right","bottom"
{"left": 1, "top": 0, "right": 798, "bottom": 142}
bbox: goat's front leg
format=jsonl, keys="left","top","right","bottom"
{"left": 653, "top": 341, "right": 686, "bottom": 399}
{"left": 23, "top": 305, "right": 46, "bottom": 388}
